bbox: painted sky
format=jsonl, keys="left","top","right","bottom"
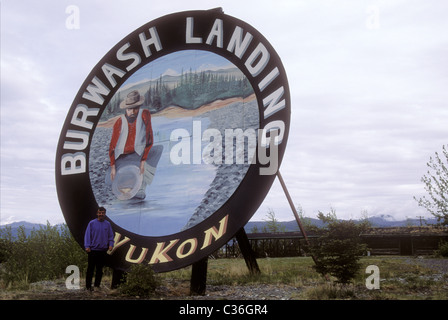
{"left": 1, "top": 0, "right": 447, "bottom": 225}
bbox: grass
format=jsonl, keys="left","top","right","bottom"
{"left": 2, "top": 256, "right": 447, "bottom": 300}
{"left": 159, "top": 256, "right": 448, "bottom": 300}
{"left": 159, "top": 257, "right": 321, "bottom": 288}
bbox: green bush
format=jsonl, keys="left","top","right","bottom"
{"left": 0, "top": 223, "right": 86, "bottom": 288}
{"left": 436, "top": 241, "right": 448, "bottom": 257}
{"left": 119, "top": 263, "right": 160, "bottom": 297}
{"left": 306, "top": 211, "right": 368, "bottom": 284}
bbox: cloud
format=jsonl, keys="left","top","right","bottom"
{"left": 162, "top": 68, "right": 180, "bottom": 77}
{"left": 1, "top": 0, "right": 448, "bottom": 226}
{"left": 257, "top": 2, "right": 448, "bottom": 222}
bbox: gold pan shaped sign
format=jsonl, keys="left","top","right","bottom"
{"left": 56, "top": 8, "right": 290, "bottom": 272}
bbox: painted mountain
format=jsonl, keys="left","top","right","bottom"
{"left": 101, "top": 66, "right": 253, "bottom": 122}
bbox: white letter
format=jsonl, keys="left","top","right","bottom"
{"left": 139, "top": 27, "right": 162, "bottom": 58}
{"left": 245, "top": 43, "right": 269, "bottom": 77}
{"left": 224, "top": 128, "right": 256, "bottom": 164}
{"left": 70, "top": 104, "right": 100, "bottom": 130}
{"left": 65, "top": 5, "right": 80, "bottom": 30}
{"left": 63, "top": 130, "right": 89, "bottom": 150}
{"left": 170, "top": 128, "right": 191, "bottom": 164}
{"left": 259, "top": 121, "right": 285, "bottom": 147}
{"left": 61, "top": 152, "right": 86, "bottom": 175}
{"left": 366, "top": 5, "right": 380, "bottom": 30}
{"left": 65, "top": 265, "right": 80, "bottom": 289}
{"left": 227, "top": 26, "right": 253, "bottom": 59}
{"left": 186, "top": 17, "right": 203, "bottom": 44}
{"left": 202, "top": 128, "right": 222, "bottom": 165}
{"left": 263, "top": 86, "right": 285, "bottom": 119}
{"left": 117, "top": 43, "right": 141, "bottom": 71}
{"left": 206, "top": 19, "right": 223, "bottom": 48}
{"left": 258, "top": 129, "right": 279, "bottom": 176}
{"left": 82, "top": 76, "right": 110, "bottom": 105}
{"left": 366, "top": 265, "right": 380, "bottom": 289}
{"left": 258, "top": 67, "right": 279, "bottom": 92}
{"left": 102, "top": 63, "right": 125, "bottom": 88}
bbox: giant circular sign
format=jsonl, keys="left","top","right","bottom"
{"left": 56, "top": 9, "right": 290, "bottom": 272}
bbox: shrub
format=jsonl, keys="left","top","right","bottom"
{"left": 436, "top": 241, "right": 448, "bottom": 257}
{"left": 0, "top": 223, "right": 86, "bottom": 288}
{"left": 306, "top": 211, "right": 368, "bottom": 284}
{"left": 119, "top": 263, "right": 160, "bottom": 297}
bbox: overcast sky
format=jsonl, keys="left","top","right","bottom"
{"left": 1, "top": 0, "right": 447, "bottom": 225}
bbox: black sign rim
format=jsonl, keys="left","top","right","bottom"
{"left": 55, "top": 9, "right": 290, "bottom": 272}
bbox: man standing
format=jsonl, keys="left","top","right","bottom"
{"left": 84, "top": 206, "right": 114, "bottom": 291}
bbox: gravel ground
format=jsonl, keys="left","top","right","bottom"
{"left": 405, "top": 257, "right": 448, "bottom": 281}
{"left": 412, "top": 257, "right": 448, "bottom": 274}
{"left": 200, "top": 284, "right": 302, "bottom": 300}
{"left": 3, "top": 279, "right": 299, "bottom": 300}
{"left": 157, "top": 280, "right": 301, "bottom": 300}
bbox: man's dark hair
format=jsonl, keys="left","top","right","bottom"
{"left": 98, "top": 206, "right": 107, "bottom": 213}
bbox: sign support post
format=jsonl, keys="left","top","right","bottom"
{"left": 276, "top": 170, "right": 310, "bottom": 245}
{"left": 189, "top": 228, "right": 260, "bottom": 296}
{"left": 235, "top": 228, "right": 260, "bottom": 275}
{"left": 111, "top": 268, "right": 127, "bottom": 289}
{"left": 190, "top": 257, "right": 208, "bottom": 296}
{"left": 277, "top": 170, "right": 318, "bottom": 265}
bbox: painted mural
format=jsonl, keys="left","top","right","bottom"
{"left": 89, "top": 50, "right": 258, "bottom": 236}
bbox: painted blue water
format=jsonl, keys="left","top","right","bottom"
{"left": 106, "top": 115, "right": 217, "bottom": 236}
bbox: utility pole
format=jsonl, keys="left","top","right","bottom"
{"left": 416, "top": 216, "right": 425, "bottom": 226}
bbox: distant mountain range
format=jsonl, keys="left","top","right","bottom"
{"left": 0, "top": 221, "right": 54, "bottom": 239}
{"left": 0, "top": 215, "right": 439, "bottom": 239}
{"left": 244, "top": 215, "right": 439, "bottom": 233}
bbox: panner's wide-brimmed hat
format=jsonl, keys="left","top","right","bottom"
{"left": 120, "top": 90, "right": 145, "bottom": 109}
